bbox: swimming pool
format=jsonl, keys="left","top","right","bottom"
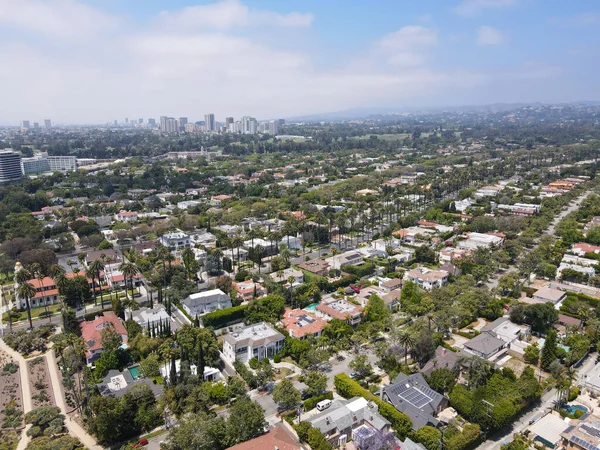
{"left": 128, "top": 365, "right": 140, "bottom": 379}
{"left": 305, "top": 303, "right": 319, "bottom": 312}
{"left": 564, "top": 404, "right": 588, "bottom": 415}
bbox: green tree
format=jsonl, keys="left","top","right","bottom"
{"left": 273, "top": 378, "right": 301, "bottom": 411}
{"left": 541, "top": 329, "right": 558, "bottom": 370}
{"left": 140, "top": 354, "right": 160, "bottom": 378}
{"left": 524, "top": 343, "right": 540, "bottom": 365}
{"left": 304, "top": 371, "right": 328, "bottom": 397}
{"left": 364, "top": 294, "right": 390, "bottom": 324}
{"left": 426, "top": 368, "right": 456, "bottom": 394}
{"left": 349, "top": 354, "right": 372, "bottom": 378}
{"left": 414, "top": 425, "right": 442, "bottom": 450}
{"left": 223, "top": 397, "right": 266, "bottom": 447}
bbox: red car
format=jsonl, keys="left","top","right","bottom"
{"left": 134, "top": 438, "right": 148, "bottom": 447}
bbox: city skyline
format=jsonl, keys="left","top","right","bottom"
{"left": 1, "top": 0, "right": 599, "bottom": 124}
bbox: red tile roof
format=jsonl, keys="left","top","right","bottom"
{"left": 281, "top": 308, "right": 327, "bottom": 339}
{"left": 226, "top": 425, "right": 301, "bottom": 450}
{"left": 79, "top": 312, "right": 128, "bottom": 359}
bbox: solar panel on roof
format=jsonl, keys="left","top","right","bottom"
{"left": 571, "top": 435, "right": 600, "bottom": 450}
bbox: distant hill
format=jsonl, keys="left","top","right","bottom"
{"left": 285, "top": 101, "right": 600, "bottom": 122}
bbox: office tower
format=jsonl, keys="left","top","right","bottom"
{"left": 178, "top": 117, "right": 188, "bottom": 131}
{"left": 162, "top": 117, "right": 178, "bottom": 133}
{"left": 138, "top": 118, "right": 143, "bottom": 124}
{"left": 125, "top": 118, "right": 129, "bottom": 124}
{"left": 249, "top": 118, "right": 258, "bottom": 134}
{"left": 205, "top": 113, "right": 216, "bottom": 132}
{"left": 268, "top": 120, "right": 279, "bottom": 136}
{"left": 148, "top": 118, "right": 156, "bottom": 126}
{"left": 0, "top": 150, "right": 23, "bottom": 183}
{"left": 258, "top": 122, "right": 267, "bottom": 133}
{"left": 48, "top": 155, "right": 77, "bottom": 172}
{"left": 21, "top": 120, "right": 30, "bottom": 129}
{"left": 160, "top": 116, "right": 168, "bottom": 131}
{"left": 113, "top": 120, "right": 118, "bottom": 127}
{"left": 33, "top": 122, "right": 39, "bottom": 129}
{"left": 225, "top": 117, "right": 234, "bottom": 129}
{"left": 44, "top": 119, "right": 51, "bottom": 129}
{"left": 278, "top": 119, "right": 285, "bottom": 126}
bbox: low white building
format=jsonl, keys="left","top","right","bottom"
{"left": 181, "top": 289, "right": 232, "bottom": 317}
{"left": 271, "top": 267, "right": 304, "bottom": 285}
{"left": 457, "top": 232, "right": 504, "bottom": 250}
{"left": 159, "top": 231, "right": 190, "bottom": 250}
{"left": 222, "top": 322, "right": 285, "bottom": 363}
{"left": 127, "top": 305, "right": 171, "bottom": 329}
{"left": 160, "top": 359, "right": 221, "bottom": 382}
{"left": 404, "top": 267, "right": 449, "bottom": 291}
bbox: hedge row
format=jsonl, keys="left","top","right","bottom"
{"left": 303, "top": 391, "right": 334, "bottom": 411}
{"left": 334, "top": 373, "right": 412, "bottom": 439}
{"left": 233, "top": 360, "right": 257, "bottom": 389}
{"left": 201, "top": 305, "right": 247, "bottom": 328}
{"left": 340, "top": 262, "right": 376, "bottom": 278}
{"left": 83, "top": 309, "right": 113, "bottom": 321}
{"left": 330, "top": 274, "right": 358, "bottom": 290}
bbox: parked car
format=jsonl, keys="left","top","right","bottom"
{"left": 134, "top": 438, "right": 148, "bottom": 447}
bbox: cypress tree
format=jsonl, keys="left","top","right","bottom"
{"left": 541, "top": 329, "right": 558, "bottom": 370}
{"left": 169, "top": 356, "right": 177, "bottom": 386}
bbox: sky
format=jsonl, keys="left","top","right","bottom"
{"left": 1, "top": 0, "right": 600, "bottom": 124}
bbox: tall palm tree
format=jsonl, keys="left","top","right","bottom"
{"left": 254, "top": 244, "right": 264, "bottom": 274}
{"left": 16, "top": 282, "right": 36, "bottom": 330}
{"left": 232, "top": 234, "right": 245, "bottom": 273}
{"left": 395, "top": 331, "right": 417, "bottom": 366}
{"left": 119, "top": 262, "right": 138, "bottom": 301}
{"left": 181, "top": 247, "right": 195, "bottom": 280}
{"left": 88, "top": 259, "right": 105, "bottom": 309}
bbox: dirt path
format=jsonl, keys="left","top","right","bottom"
{"left": 45, "top": 350, "right": 104, "bottom": 450}
{"left": 0, "top": 339, "right": 33, "bottom": 450}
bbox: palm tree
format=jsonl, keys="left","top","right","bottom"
{"left": 119, "top": 262, "right": 138, "bottom": 301}
{"left": 88, "top": 259, "right": 105, "bottom": 309}
{"left": 254, "top": 245, "right": 264, "bottom": 274}
{"left": 232, "top": 234, "right": 245, "bottom": 273}
{"left": 395, "top": 331, "right": 417, "bottom": 366}
{"left": 16, "top": 282, "right": 36, "bottom": 330}
{"left": 279, "top": 245, "right": 291, "bottom": 267}
{"left": 181, "top": 247, "right": 196, "bottom": 280}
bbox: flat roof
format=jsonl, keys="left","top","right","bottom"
{"left": 529, "top": 413, "right": 570, "bottom": 445}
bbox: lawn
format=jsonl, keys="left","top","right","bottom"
{"left": 355, "top": 133, "right": 410, "bottom": 141}
{"left": 2, "top": 303, "right": 62, "bottom": 322}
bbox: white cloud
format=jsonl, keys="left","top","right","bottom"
{"left": 0, "top": 0, "right": 564, "bottom": 124}
{"left": 156, "top": 0, "right": 313, "bottom": 31}
{"left": 454, "top": 0, "right": 518, "bottom": 16}
{"left": 376, "top": 26, "right": 438, "bottom": 66}
{"left": 0, "top": 0, "right": 119, "bottom": 39}
{"left": 475, "top": 26, "right": 506, "bottom": 45}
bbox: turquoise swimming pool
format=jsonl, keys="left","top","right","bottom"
{"left": 564, "top": 404, "right": 588, "bottom": 415}
{"left": 128, "top": 365, "right": 140, "bottom": 379}
{"left": 305, "top": 303, "right": 319, "bottom": 312}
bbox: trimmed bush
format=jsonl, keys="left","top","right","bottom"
{"left": 304, "top": 392, "right": 334, "bottom": 411}
{"left": 334, "top": 373, "right": 412, "bottom": 439}
{"left": 84, "top": 310, "right": 112, "bottom": 321}
{"left": 341, "top": 263, "right": 375, "bottom": 278}
{"left": 273, "top": 354, "right": 281, "bottom": 363}
{"left": 201, "top": 305, "right": 247, "bottom": 328}
{"left": 569, "top": 386, "right": 580, "bottom": 402}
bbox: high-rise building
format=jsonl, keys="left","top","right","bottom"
{"left": 0, "top": 150, "right": 23, "bottom": 183}
{"left": 148, "top": 118, "right": 156, "bottom": 126}
{"left": 160, "top": 116, "right": 168, "bottom": 131}
{"left": 21, "top": 120, "right": 30, "bottom": 130}
{"left": 225, "top": 117, "right": 234, "bottom": 129}
{"left": 114, "top": 120, "right": 118, "bottom": 127}
{"left": 44, "top": 119, "right": 51, "bottom": 129}
{"left": 268, "top": 120, "right": 279, "bottom": 136}
{"left": 205, "top": 113, "right": 216, "bottom": 132}
{"left": 161, "top": 117, "right": 178, "bottom": 133}
{"left": 125, "top": 118, "right": 129, "bottom": 124}
{"left": 241, "top": 117, "right": 258, "bottom": 134}
{"left": 33, "top": 122, "right": 39, "bottom": 129}
{"left": 278, "top": 119, "right": 285, "bottom": 126}
{"left": 138, "top": 118, "right": 143, "bottom": 124}
{"left": 178, "top": 117, "right": 188, "bottom": 131}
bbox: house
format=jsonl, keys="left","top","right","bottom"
{"left": 222, "top": 322, "right": 285, "bottom": 363}
{"left": 226, "top": 423, "right": 302, "bottom": 450}
{"left": 14, "top": 272, "right": 58, "bottom": 309}
{"left": 481, "top": 317, "right": 530, "bottom": 346}
{"left": 379, "top": 278, "right": 403, "bottom": 292}
{"left": 131, "top": 241, "right": 156, "bottom": 255}
{"left": 439, "top": 247, "right": 471, "bottom": 263}
{"left": 308, "top": 397, "right": 391, "bottom": 448}
{"left": 232, "top": 281, "right": 266, "bottom": 302}
{"left": 404, "top": 267, "right": 449, "bottom": 291}
{"left": 159, "top": 231, "right": 190, "bottom": 250}
{"left": 211, "top": 194, "right": 233, "bottom": 206}
{"left": 190, "top": 231, "right": 218, "bottom": 248}
{"left": 96, "top": 369, "right": 163, "bottom": 398}
{"left": 271, "top": 267, "right": 304, "bottom": 285}
{"left": 160, "top": 359, "right": 221, "bottom": 383}
{"left": 355, "top": 286, "right": 387, "bottom": 307}
{"left": 381, "top": 289, "right": 401, "bottom": 311}
{"left": 533, "top": 287, "right": 566, "bottom": 305}
{"left": 298, "top": 259, "right": 330, "bottom": 277}
{"left": 558, "top": 262, "right": 596, "bottom": 279}
{"left": 457, "top": 232, "right": 504, "bottom": 250}
{"left": 80, "top": 312, "right": 128, "bottom": 364}
{"left": 462, "top": 332, "right": 507, "bottom": 360}
{"left": 181, "top": 289, "right": 232, "bottom": 317}
{"left": 316, "top": 297, "right": 363, "bottom": 325}
{"left": 527, "top": 412, "right": 569, "bottom": 449}
{"left": 571, "top": 243, "right": 600, "bottom": 256}
{"left": 280, "top": 308, "right": 327, "bottom": 339}
{"left": 421, "top": 346, "right": 462, "bottom": 377}
{"left": 127, "top": 305, "right": 171, "bottom": 329}
{"left": 381, "top": 373, "right": 448, "bottom": 430}
{"left": 560, "top": 413, "right": 600, "bottom": 450}
{"left": 440, "top": 263, "right": 461, "bottom": 277}
{"left": 114, "top": 210, "right": 139, "bottom": 223}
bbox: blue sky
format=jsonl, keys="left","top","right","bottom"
{"left": 1, "top": 0, "right": 599, "bottom": 124}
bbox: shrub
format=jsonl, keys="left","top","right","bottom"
{"left": 233, "top": 361, "right": 257, "bottom": 389}
{"left": 569, "top": 386, "right": 580, "bottom": 402}
{"left": 340, "top": 262, "right": 375, "bottom": 278}
{"left": 84, "top": 310, "right": 112, "bottom": 322}
{"left": 273, "top": 354, "right": 281, "bottom": 363}
{"left": 334, "top": 373, "right": 412, "bottom": 439}
{"left": 201, "top": 305, "right": 247, "bottom": 328}
{"left": 248, "top": 358, "right": 260, "bottom": 370}
{"left": 304, "top": 392, "right": 334, "bottom": 411}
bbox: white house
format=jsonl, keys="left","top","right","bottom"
{"left": 181, "top": 289, "right": 232, "bottom": 317}
{"left": 457, "top": 232, "right": 504, "bottom": 250}
{"left": 159, "top": 231, "right": 190, "bottom": 250}
{"left": 114, "top": 210, "right": 139, "bottom": 223}
{"left": 127, "top": 305, "right": 171, "bottom": 329}
{"left": 222, "top": 322, "right": 285, "bottom": 363}
{"left": 404, "top": 267, "right": 449, "bottom": 291}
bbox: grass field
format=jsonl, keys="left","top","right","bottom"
{"left": 2, "top": 303, "right": 61, "bottom": 322}
{"left": 354, "top": 133, "right": 410, "bottom": 141}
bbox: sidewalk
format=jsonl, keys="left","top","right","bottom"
{"left": 0, "top": 339, "right": 33, "bottom": 450}
{"left": 45, "top": 349, "right": 104, "bottom": 450}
